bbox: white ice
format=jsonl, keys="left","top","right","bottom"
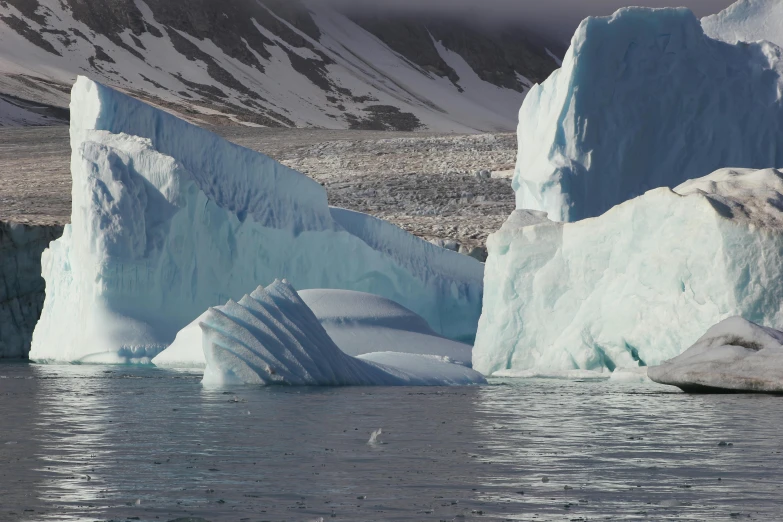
{"left": 702, "top": 0, "right": 783, "bottom": 48}
{"left": 474, "top": 168, "right": 783, "bottom": 375}
{"left": 30, "top": 77, "right": 483, "bottom": 363}
{"left": 514, "top": 6, "right": 783, "bottom": 222}
{"left": 648, "top": 317, "right": 783, "bottom": 393}
{"left": 199, "top": 280, "right": 486, "bottom": 387}
{"left": 153, "top": 288, "right": 473, "bottom": 368}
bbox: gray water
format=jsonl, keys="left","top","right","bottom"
{"left": 1, "top": 364, "right": 782, "bottom": 521}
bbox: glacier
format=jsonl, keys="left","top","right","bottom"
{"left": 29, "top": 77, "right": 483, "bottom": 363}
{"left": 198, "top": 280, "right": 486, "bottom": 387}
{"left": 514, "top": 6, "right": 783, "bottom": 223}
{"left": 648, "top": 317, "right": 783, "bottom": 393}
{"left": 473, "top": 168, "right": 783, "bottom": 375}
{"left": 154, "top": 288, "right": 473, "bottom": 368}
{"left": 702, "top": 0, "right": 783, "bottom": 48}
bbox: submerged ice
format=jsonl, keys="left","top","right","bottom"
{"left": 198, "top": 280, "right": 486, "bottom": 387}
{"left": 514, "top": 6, "right": 783, "bottom": 223}
{"left": 30, "top": 77, "right": 483, "bottom": 363}
{"left": 474, "top": 168, "right": 783, "bottom": 375}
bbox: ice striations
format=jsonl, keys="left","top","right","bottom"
{"left": 474, "top": 168, "right": 783, "bottom": 375}
{"left": 153, "top": 288, "right": 473, "bottom": 368}
{"left": 648, "top": 317, "right": 783, "bottom": 393}
{"left": 200, "top": 280, "right": 486, "bottom": 387}
{"left": 29, "top": 77, "right": 483, "bottom": 363}
{"left": 702, "top": 0, "right": 783, "bottom": 48}
{"left": 514, "top": 6, "right": 783, "bottom": 223}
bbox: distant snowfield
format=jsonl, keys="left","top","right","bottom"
{"left": 0, "top": 0, "right": 558, "bottom": 131}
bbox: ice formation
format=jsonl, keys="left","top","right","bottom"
{"left": 0, "top": 222, "right": 63, "bottom": 358}
{"left": 514, "top": 6, "right": 783, "bottom": 222}
{"left": 198, "top": 280, "right": 486, "bottom": 387}
{"left": 29, "top": 77, "right": 483, "bottom": 363}
{"left": 153, "top": 288, "right": 473, "bottom": 368}
{"left": 474, "top": 168, "right": 783, "bottom": 375}
{"left": 702, "top": 0, "right": 783, "bottom": 48}
{"left": 648, "top": 317, "right": 783, "bottom": 393}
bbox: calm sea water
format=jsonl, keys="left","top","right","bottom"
{"left": 1, "top": 363, "right": 783, "bottom": 521}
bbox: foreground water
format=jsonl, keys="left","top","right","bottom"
{"left": 1, "top": 364, "right": 782, "bottom": 521}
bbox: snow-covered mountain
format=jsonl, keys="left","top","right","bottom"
{"left": 0, "top": 0, "right": 560, "bottom": 131}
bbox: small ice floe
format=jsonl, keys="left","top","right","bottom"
{"left": 368, "top": 428, "right": 383, "bottom": 446}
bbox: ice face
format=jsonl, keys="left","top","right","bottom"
{"left": 30, "top": 77, "right": 483, "bottom": 363}
{"left": 514, "top": 6, "right": 783, "bottom": 223}
{"left": 702, "top": 0, "right": 783, "bottom": 48}
{"left": 473, "top": 168, "right": 783, "bottom": 375}
{"left": 648, "top": 317, "right": 783, "bottom": 393}
{"left": 199, "top": 280, "right": 486, "bottom": 387}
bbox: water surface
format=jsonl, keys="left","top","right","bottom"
{"left": 1, "top": 363, "right": 782, "bottom": 521}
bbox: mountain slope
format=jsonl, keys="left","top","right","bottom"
{"left": 0, "top": 0, "right": 560, "bottom": 131}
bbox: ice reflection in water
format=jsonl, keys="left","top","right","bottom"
{"left": 1, "top": 364, "right": 783, "bottom": 521}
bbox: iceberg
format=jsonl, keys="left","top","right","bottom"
{"left": 153, "top": 288, "right": 473, "bottom": 368}
{"left": 648, "top": 317, "right": 783, "bottom": 393}
{"left": 702, "top": 0, "right": 783, "bottom": 48}
{"left": 474, "top": 168, "right": 783, "bottom": 375}
{"left": 30, "top": 77, "right": 483, "bottom": 363}
{"left": 198, "top": 280, "right": 486, "bottom": 387}
{"left": 514, "top": 6, "right": 783, "bottom": 222}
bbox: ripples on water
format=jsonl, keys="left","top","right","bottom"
{"left": 1, "top": 363, "right": 782, "bottom": 521}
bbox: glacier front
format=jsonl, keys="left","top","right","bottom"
{"left": 30, "top": 77, "right": 483, "bottom": 363}
{"left": 514, "top": 6, "right": 783, "bottom": 223}
{"left": 199, "top": 280, "right": 486, "bottom": 387}
{"left": 474, "top": 168, "right": 783, "bottom": 375}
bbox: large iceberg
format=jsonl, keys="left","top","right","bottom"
{"left": 514, "top": 6, "right": 783, "bottom": 222}
{"left": 702, "top": 0, "right": 783, "bottom": 48}
{"left": 648, "top": 317, "right": 783, "bottom": 393}
{"left": 154, "top": 288, "right": 473, "bottom": 368}
{"left": 198, "top": 280, "right": 486, "bottom": 387}
{"left": 473, "top": 168, "right": 783, "bottom": 375}
{"left": 30, "top": 77, "right": 483, "bottom": 363}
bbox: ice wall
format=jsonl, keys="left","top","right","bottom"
{"left": 515, "top": 7, "right": 783, "bottom": 222}
{"left": 201, "top": 280, "right": 486, "bottom": 387}
{"left": 474, "top": 168, "right": 783, "bottom": 375}
{"left": 30, "top": 77, "right": 483, "bottom": 363}
{"left": 0, "top": 222, "right": 63, "bottom": 358}
{"left": 702, "top": 0, "right": 783, "bottom": 48}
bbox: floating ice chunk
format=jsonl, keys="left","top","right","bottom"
{"left": 702, "top": 0, "right": 783, "bottom": 48}
{"left": 608, "top": 367, "right": 652, "bottom": 384}
{"left": 200, "top": 280, "right": 486, "bottom": 387}
{"left": 474, "top": 168, "right": 783, "bottom": 375}
{"left": 515, "top": 6, "right": 783, "bottom": 222}
{"left": 648, "top": 317, "right": 783, "bottom": 393}
{"left": 30, "top": 77, "right": 483, "bottom": 363}
{"left": 153, "top": 289, "right": 474, "bottom": 368}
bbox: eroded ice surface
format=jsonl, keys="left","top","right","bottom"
{"left": 474, "top": 168, "right": 783, "bottom": 375}
{"left": 702, "top": 0, "right": 783, "bottom": 48}
{"left": 514, "top": 6, "right": 783, "bottom": 222}
{"left": 649, "top": 317, "right": 783, "bottom": 393}
{"left": 198, "top": 280, "right": 485, "bottom": 387}
{"left": 30, "top": 77, "right": 483, "bottom": 363}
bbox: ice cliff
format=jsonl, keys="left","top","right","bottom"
{"left": 199, "top": 280, "right": 486, "bottom": 387}
{"left": 514, "top": 6, "right": 783, "bottom": 222}
{"left": 0, "top": 222, "right": 63, "bottom": 358}
{"left": 29, "top": 77, "right": 483, "bottom": 363}
{"left": 474, "top": 168, "right": 783, "bottom": 375}
{"left": 649, "top": 317, "right": 783, "bottom": 393}
{"left": 702, "top": 0, "right": 783, "bottom": 48}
